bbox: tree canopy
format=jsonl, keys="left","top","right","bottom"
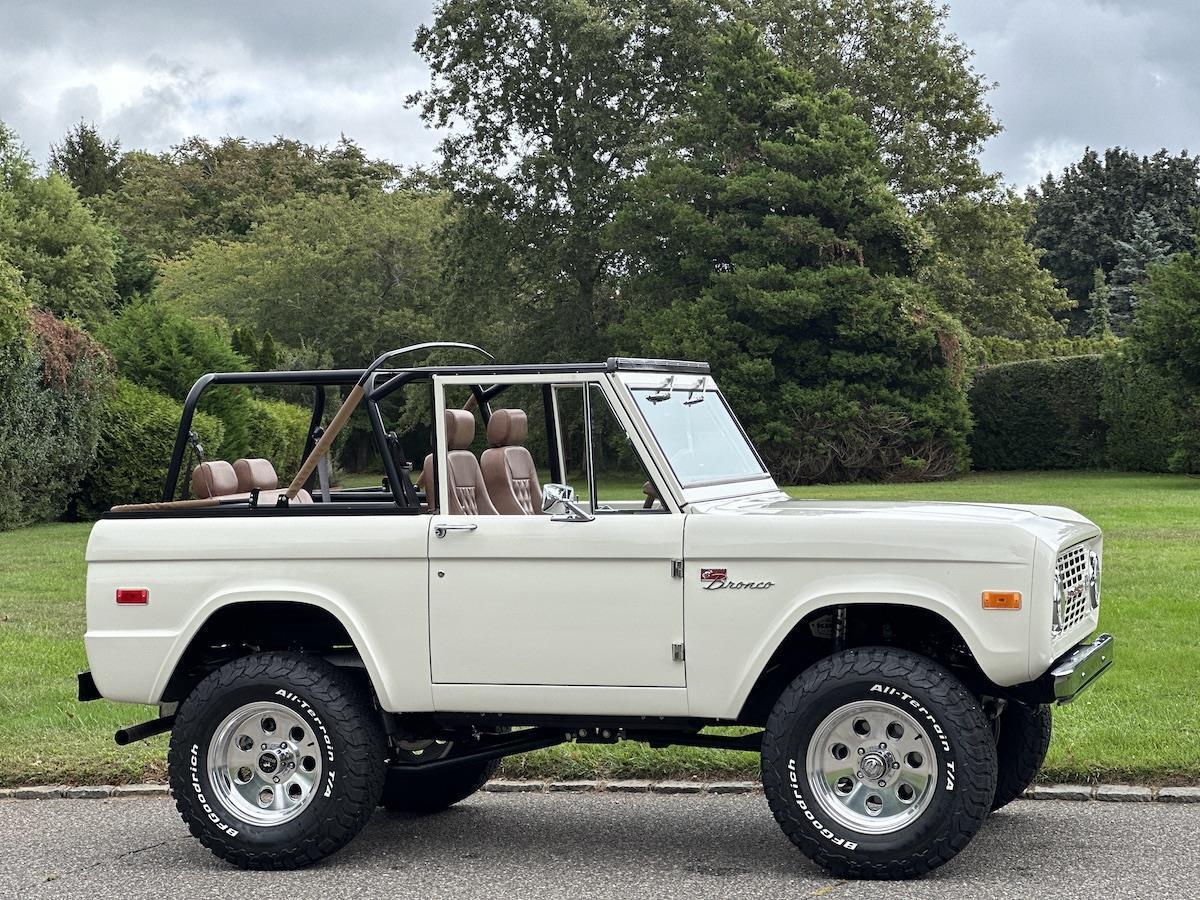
{"left": 156, "top": 190, "right": 449, "bottom": 369}
{"left": 413, "top": 0, "right": 712, "bottom": 360}
{"left": 917, "top": 192, "right": 1071, "bottom": 339}
{"left": 1027, "top": 147, "right": 1200, "bottom": 319}
{"left": 743, "top": 0, "right": 1000, "bottom": 205}
{"left": 611, "top": 23, "right": 969, "bottom": 482}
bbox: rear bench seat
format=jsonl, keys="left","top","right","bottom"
{"left": 192, "top": 460, "right": 312, "bottom": 504}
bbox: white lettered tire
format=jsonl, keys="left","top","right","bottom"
{"left": 760, "top": 647, "right": 997, "bottom": 879}
{"left": 168, "top": 651, "right": 387, "bottom": 869}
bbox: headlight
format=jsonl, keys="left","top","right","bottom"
{"left": 1052, "top": 575, "right": 1068, "bottom": 630}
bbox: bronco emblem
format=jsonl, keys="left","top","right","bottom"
{"left": 701, "top": 568, "right": 774, "bottom": 591}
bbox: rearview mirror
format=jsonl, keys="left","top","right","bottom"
{"left": 542, "top": 483, "right": 594, "bottom": 523}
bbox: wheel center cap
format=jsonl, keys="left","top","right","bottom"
{"left": 861, "top": 754, "right": 886, "bottom": 779}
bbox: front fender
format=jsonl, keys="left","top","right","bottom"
{"left": 685, "top": 572, "right": 1034, "bottom": 720}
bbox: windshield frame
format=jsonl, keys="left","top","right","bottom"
{"left": 628, "top": 383, "right": 769, "bottom": 490}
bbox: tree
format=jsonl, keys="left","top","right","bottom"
{"left": 1130, "top": 246, "right": 1200, "bottom": 472}
{"left": 0, "top": 121, "right": 35, "bottom": 186}
{"left": 0, "top": 122, "right": 118, "bottom": 326}
{"left": 412, "top": 0, "right": 712, "bottom": 361}
{"left": 230, "top": 326, "right": 259, "bottom": 364}
{"left": 1109, "top": 211, "right": 1170, "bottom": 330}
{"left": 1028, "top": 147, "right": 1200, "bottom": 316}
{"left": 918, "top": 192, "right": 1071, "bottom": 339}
{"left": 741, "top": 0, "right": 999, "bottom": 205}
{"left": 611, "top": 23, "right": 970, "bottom": 482}
{"left": 1087, "top": 268, "right": 1113, "bottom": 339}
{"left": 92, "top": 135, "right": 403, "bottom": 259}
{"left": 257, "top": 331, "right": 279, "bottom": 371}
{"left": 49, "top": 121, "right": 124, "bottom": 198}
{"left": 97, "top": 300, "right": 255, "bottom": 456}
{"left": 156, "top": 190, "right": 449, "bottom": 369}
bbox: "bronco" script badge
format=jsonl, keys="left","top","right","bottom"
{"left": 701, "top": 568, "right": 774, "bottom": 591}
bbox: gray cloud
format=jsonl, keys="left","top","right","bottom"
{"left": 1, "top": 1, "right": 1196, "bottom": 189}
{"left": 947, "top": 0, "right": 1200, "bottom": 186}
{"left": 0, "top": 0, "right": 440, "bottom": 167}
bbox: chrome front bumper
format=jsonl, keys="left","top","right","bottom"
{"left": 1049, "top": 633, "right": 1114, "bottom": 704}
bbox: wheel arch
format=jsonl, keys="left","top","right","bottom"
{"left": 157, "top": 588, "right": 390, "bottom": 707}
{"left": 735, "top": 595, "right": 999, "bottom": 726}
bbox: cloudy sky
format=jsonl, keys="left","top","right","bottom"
{"left": 1, "top": 1, "right": 1196, "bottom": 188}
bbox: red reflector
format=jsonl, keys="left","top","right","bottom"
{"left": 115, "top": 588, "right": 149, "bottom": 605}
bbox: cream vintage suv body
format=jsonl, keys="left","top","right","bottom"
{"left": 79, "top": 346, "right": 1113, "bottom": 879}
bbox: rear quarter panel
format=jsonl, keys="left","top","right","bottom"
{"left": 85, "top": 515, "right": 429, "bottom": 711}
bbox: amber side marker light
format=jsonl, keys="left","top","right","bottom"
{"left": 982, "top": 590, "right": 1021, "bottom": 610}
{"left": 115, "top": 588, "right": 149, "bottom": 605}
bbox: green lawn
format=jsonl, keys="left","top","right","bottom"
{"left": 1, "top": 471, "right": 1195, "bottom": 786}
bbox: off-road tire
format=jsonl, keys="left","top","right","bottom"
{"left": 760, "top": 646, "right": 997, "bottom": 880}
{"left": 381, "top": 759, "right": 499, "bottom": 814}
{"left": 990, "top": 702, "right": 1052, "bottom": 811}
{"left": 168, "top": 652, "right": 387, "bottom": 869}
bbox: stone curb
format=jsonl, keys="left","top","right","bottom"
{"left": 2, "top": 781, "right": 1196, "bottom": 801}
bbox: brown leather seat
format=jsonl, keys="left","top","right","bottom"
{"left": 192, "top": 461, "right": 240, "bottom": 499}
{"left": 192, "top": 459, "right": 311, "bottom": 504}
{"left": 233, "top": 458, "right": 278, "bottom": 492}
{"left": 481, "top": 409, "right": 542, "bottom": 515}
{"left": 233, "top": 457, "right": 313, "bottom": 504}
{"left": 420, "top": 410, "right": 497, "bottom": 515}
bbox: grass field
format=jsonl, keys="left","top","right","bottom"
{"left": 1, "top": 471, "right": 1196, "bottom": 786}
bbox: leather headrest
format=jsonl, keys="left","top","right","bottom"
{"left": 487, "top": 409, "right": 528, "bottom": 447}
{"left": 445, "top": 409, "right": 476, "bottom": 451}
{"left": 233, "top": 458, "right": 278, "bottom": 492}
{"left": 192, "top": 461, "right": 239, "bottom": 499}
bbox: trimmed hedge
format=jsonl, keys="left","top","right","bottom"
{"left": 970, "top": 356, "right": 1106, "bottom": 470}
{"left": 0, "top": 312, "right": 111, "bottom": 531}
{"left": 79, "top": 378, "right": 225, "bottom": 516}
{"left": 970, "top": 352, "right": 1188, "bottom": 472}
{"left": 1099, "top": 351, "right": 1181, "bottom": 472}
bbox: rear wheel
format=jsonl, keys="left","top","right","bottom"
{"left": 168, "top": 652, "right": 387, "bottom": 869}
{"left": 991, "top": 702, "right": 1052, "bottom": 811}
{"left": 381, "top": 758, "right": 499, "bottom": 814}
{"left": 381, "top": 735, "right": 500, "bottom": 814}
{"left": 761, "top": 647, "right": 997, "bottom": 880}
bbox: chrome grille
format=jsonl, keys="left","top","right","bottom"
{"left": 1054, "top": 542, "right": 1098, "bottom": 635}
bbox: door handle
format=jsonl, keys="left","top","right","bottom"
{"left": 434, "top": 523, "right": 478, "bottom": 538}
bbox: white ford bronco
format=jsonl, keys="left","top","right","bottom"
{"left": 79, "top": 345, "right": 1114, "bottom": 879}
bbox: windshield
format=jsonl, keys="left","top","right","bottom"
{"left": 633, "top": 386, "right": 766, "bottom": 487}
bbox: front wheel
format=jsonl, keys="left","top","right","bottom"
{"left": 168, "top": 652, "right": 387, "bottom": 869}
{"left": 761, "top": 647, "right": 997, "bottom": 880}
{"left": 991, "top": 702, "right": 1052, "bottom": 811}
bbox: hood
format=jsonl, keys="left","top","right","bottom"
{"left": 693, "top": 492, "right": 1100, "bottom": 551}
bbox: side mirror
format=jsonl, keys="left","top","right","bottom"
{"left": 541, "top": 483, "right": 594, "bottom": 523}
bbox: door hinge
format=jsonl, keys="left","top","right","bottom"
{"left": 672, "top": 642, "right": 686, "bottom": 663}
{"left": 671, "top": 559, "right": 684, "bottom": 579}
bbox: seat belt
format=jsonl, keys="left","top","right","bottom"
{"left": 317, "top": 454, "right": 332, "bottom": 504}
{"left": 309, "top": 425, "right": 332, "bottom": 504}
{"left": 387, "top": 430, "right": 421, "bottom": 509}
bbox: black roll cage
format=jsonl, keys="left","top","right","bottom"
{"left": 163, "top": 352, "right": 711, "bottom": 510}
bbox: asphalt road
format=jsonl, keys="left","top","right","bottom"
{"left": 0, "top": 793, "right": 1195, "bottom": 900}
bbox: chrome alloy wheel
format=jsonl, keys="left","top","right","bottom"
{"left": 207, "top": 701, "right": 323, "bottom": 826}
{"left": 805, "top": 700, "right": 938, "bottom": 835}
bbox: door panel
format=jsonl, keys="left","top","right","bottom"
{"left": 428, "top": 515, "right": 685, "bottom": 687}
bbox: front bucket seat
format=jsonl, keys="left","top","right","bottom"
{"left": 481, "top": 409, "right": 542, "bottom": 515}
